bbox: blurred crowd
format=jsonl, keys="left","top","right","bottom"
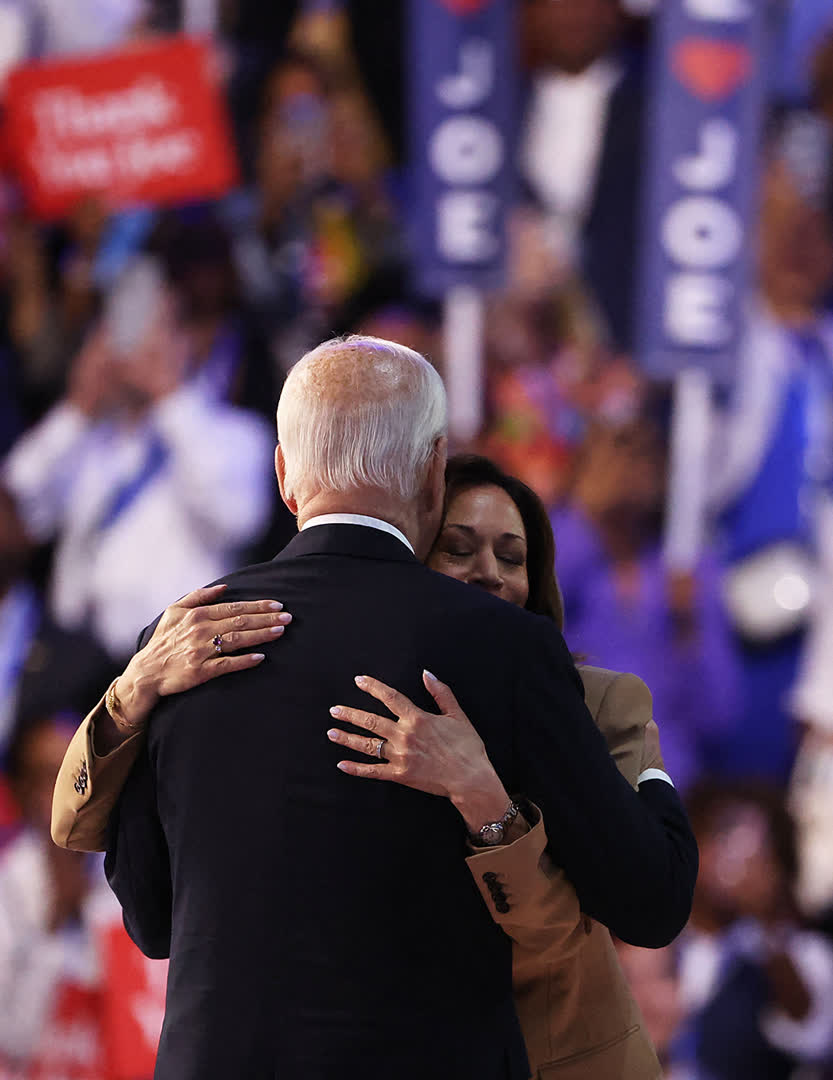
{"left": 1, "top": 0, "right": 833, "bottom": 1077}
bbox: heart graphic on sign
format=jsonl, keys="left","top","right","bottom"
{"left": 435, "top": 0, "right": 492, "bottom": 14}
{"left": 673, "top": 38, "right": 752, "bottom": 102}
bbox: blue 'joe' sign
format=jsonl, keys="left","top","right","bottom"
{"left": 636, "top": 0, "right": 770, "bottom": 385}
{"left": 409, "top": 0, "right": 516, "bottom": 297}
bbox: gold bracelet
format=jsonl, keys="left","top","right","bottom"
{"left": 104, "top": 678, "right": 133, "bottom": 732}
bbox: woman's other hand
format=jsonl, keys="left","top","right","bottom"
{"left": 328, "top": 671, "right": 512, "bottom": 834}
{"left": 95, "top": 584, "right": 291, "bottom": 754}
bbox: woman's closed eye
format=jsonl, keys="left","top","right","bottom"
{"left": 439, "top": 543, "right": 474, "bottom": 559}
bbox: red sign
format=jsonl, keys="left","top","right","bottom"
{"left": 4, "top": 37, "right": 238, "bottom": 220}
{"left": 100, "top": 922, "right": 167, "bottom": 1079}
{"left": 0, "top": 983, "right": 106, "bottom": 1080}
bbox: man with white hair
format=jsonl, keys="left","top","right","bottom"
{"left": 105, "top": 336, "right": 696, "bottom": 1080}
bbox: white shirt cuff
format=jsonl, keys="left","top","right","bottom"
{"left": 637, "top": 768, "right": 675, "bottom": 788}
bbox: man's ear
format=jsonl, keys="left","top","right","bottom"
{"left": 424, "top": 435, "right": 448, "bottom": 514}
{"left": 276, "top": 444, "right": 298, "bottom": 516}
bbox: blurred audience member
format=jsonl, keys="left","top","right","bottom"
{"left": 0, "top": 0, "right": 30, "bottom": 92}
{"left": 353, "top": 302, "right": 439, "bottom": 362}
{"left": 29, "top": 0, "right": 145, "bottom": 57}
{"left": 0, "top": 487, "right": 36, "bottom": 761}
{"left": 0, "top": 714, "right": 116, "bottom": 1076}
{"left": 0, "top": 473, "right": 119, "bottom": 744}
{"left": 520, "top": 0, "right": 645, "bottom": 348}
{"left": 223, "top": 49, "right": 401, "bottom": 373}
{"left": 151, "top": 213, "right": 279, "bottom": 420}
{"left": 479, "top": 266, "right": 631, "bottom": 505}
{"left": 788, "top": 713, "right": 833, "bottom": 929}
{"left": 711, "top": 161, "right": 833, "bottom": 782}
{"left": 218, "top": 0, "right": 405, "bottom": 175}
{"left": 788, "top": 480, "right": 833, "bottom": 931}
{"left": 0, "top": 0, "right": 144, "bottom": 73}
{"left": 809, "top": 30, "right": 833, "bottom": 313}
{"left": 1, "top": 262, "right": 274, "bottom": 663}
{"left": 0, "top": 191, "right": 26, "bottom": 455}
{"left": 7, "top": 200, "right": 114, "bottom": 424}
{"left": 554, "top": 419, "right": 740, "bottom": 792}
{"left": 673, "top": 780, "right": 833, "bottom": 1079}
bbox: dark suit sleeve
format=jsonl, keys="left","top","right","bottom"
{"left": 104, "top": 621, "right": 172, "bottom": 959}
{"left": 512, "top": 618, "right": 698, "bottom": 948}
{"left": 104, "top": 739, "right": 172, "bottom": 958}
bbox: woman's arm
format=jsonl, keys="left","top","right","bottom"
{"left": 328, "top": 672, "right": 588, "bottom": 960}
{"left": 51, "top": 584, "right": 291, "bottom": 852}
{"left": 464, "top": 803, "right": 587, "bottom": 964}
{"left": 465, "top": 672, "right": 669, "bottom": 962}
{"left": 328, "top": 669, "right": 671, "bottom": 960}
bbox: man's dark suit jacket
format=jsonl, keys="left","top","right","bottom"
{"left": 106, "top": 524, "right": 697, "bottom": 1080}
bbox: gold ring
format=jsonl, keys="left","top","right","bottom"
{"left": 212, "top": 634, "right": 223, "bottom": 655}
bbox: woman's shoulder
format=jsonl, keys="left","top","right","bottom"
{"left": 578, "top": 666, "right": 652, "bottom": 727}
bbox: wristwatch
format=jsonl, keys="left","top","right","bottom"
{"left": 468, "top": 801, "right": 521, "bottom": 847}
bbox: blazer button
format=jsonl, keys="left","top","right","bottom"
{"left": 496, "top": 901, "right": 511, "bottom": 914}
{"left": 74, "top": 758, "right": 89, "bottom": 795}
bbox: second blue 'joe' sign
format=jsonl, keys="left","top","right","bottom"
{"left": 635, "top": 0, "right": 770, "bottom": 385}
{"left": 409, "top": 0, "right": 516, "bottom": 297}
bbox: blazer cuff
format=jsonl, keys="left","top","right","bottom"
{"left": 51, "top": 698, "right": 145, "bottom": 851}
{"left": 465, "top": 802, "right": 547, "bottom": 918}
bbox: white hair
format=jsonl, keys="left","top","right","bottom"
{"left": 277, "top": 335, "right": 448, "bottom": 502}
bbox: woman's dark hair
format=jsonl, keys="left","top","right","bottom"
{"left": 442, "top": 454, "right": 564, "bottom": 629}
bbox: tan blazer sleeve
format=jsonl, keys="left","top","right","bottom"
{"left": 465, "top": 669, "right": 653, "bottom": 953}
{"left": 51, "top": 698, "right": 145, "bottom": 852}
{"left": 594, "top": 671, "right": 654, "bottom": 789}
{"left": 466, "top": 805, "right": 586, "bottom": 965}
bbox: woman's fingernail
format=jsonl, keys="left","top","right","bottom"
{"left": 355, "top": 675, "right": 368, "bottom": 686}
{"left": 423, "top": 669, "right": 438, "bottom": 682}
{"left": 277, "top": 612, "right": 292, "bottom": 624}
{"left": 330, "top": 706, "right": 343, "bottom": 718}
{"left": 336, "top": 762, "right": 349, "bottom": 771}
{"left": 327, "top": 729, "right": 340, "bottom": 740}
{"left": 251, "top": 653, "right": 266, "bottom": 661}
{"left": 269, "top": 601, "right": 284, "bottom": 611}
{"left": 270, "top": 625, "right": 285, "bottom": 635}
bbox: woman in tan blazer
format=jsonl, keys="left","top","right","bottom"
{"left": 53, "top": 456, "right": 672, "bottom": 1079}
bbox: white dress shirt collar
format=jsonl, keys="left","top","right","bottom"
{"left": 301, "top": 513, "right": 415, "bottom": 555}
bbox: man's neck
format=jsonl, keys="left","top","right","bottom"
{"left": 297, "top": 493, "right": 419, "bottom": 553}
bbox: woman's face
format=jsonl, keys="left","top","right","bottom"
{"left": 429, "top": 484, "right": 530, "bottom": 609}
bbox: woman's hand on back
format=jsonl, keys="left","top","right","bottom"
{"left": 327, "top": 672, "right": 513, "bottom": 834}
{"left": 96, "top": 584, "right": 291, "bottom": 753}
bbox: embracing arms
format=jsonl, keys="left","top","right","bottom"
{"left": 53, "top": 591, "right": 695, "bottom": 954}
{"left": 328, "top": 665, "right": 681, "bottom": 957}
{"left": 465, "top": 675, "right": 669, "bottom": 959}
{"left": 51, "top": 585, "right": 292, "bottom": 852}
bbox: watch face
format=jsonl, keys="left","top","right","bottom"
{"left": 481, "top": 824, "right": 504, "bottom": 846}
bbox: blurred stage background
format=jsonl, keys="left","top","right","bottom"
{"left": 1, "top": 0, "right": 833, "bottom": 1076}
